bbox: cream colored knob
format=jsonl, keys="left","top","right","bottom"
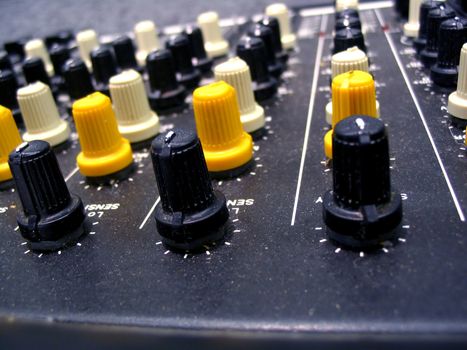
{"left": 448, "top": 44, "right": 467, "bottom": 120}
{"left": 335, "top": 0, "right": 359, "bottom": 11}
{"left": 214, "top": 57, "right": 265, "bottom": 133}
{"left": 265, "top": 3, "right": 296, "bottom": 50}
{"left": 109, "top": 69, "right": 160, "bottom": 143}
{"left": 331, "top": 46, "right": 369, "bottom": 79}
{"left": 134, "top": 20, "right": 160, "bottom": 66}
{"left": 76, "top": 29, "right": 99, "bottom": 71}
{"left": 24, "top": 39, "right": 54, "bottom": 77}
{"left": 197, "top": 11, "right": 229, "bottom": 58}
{"left": 17, "top": 82, "right": 70, "bottom": 146}
{"left": 404, "top": 0, "right": 423, "bottom": 37}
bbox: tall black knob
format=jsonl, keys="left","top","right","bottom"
{"left": 414, "top": 1, "right": 443, "bottom": 54}
{"left": 4, "top": 37, "right": 29, "bottom": 61}
{"left": 49, "top": 44, "right": 70, "bottom": 76}
{"left": 146, "top": 49, "right": 186, "bottom": 112}
{"left": 45, "top": 29, "right": 74, "bottom": 48}
{"left": 167, "top": 34, "right": 201, "bottom": 89}
{"left": 248, "top": 24, "right": 284, "bottom": 78}
{"left": 395, "top": 0, "right": 409, "bottom": 19}
{"left": 112, "top": 35, "right": 140, "bottom": 72}
{"left": 420, "top": 5, "right": 456, "bottom": 68}
{"left": 323, "top": 115, "right": 403, "bottom": 249}
{"left": 63, "top": 58, "right": 95, "bottom": 101}
{"left": 9, "top": 140, "right": 87, "bottom": 251}
{"left": 335, "top": 8, "right": 360, "bottom": 20}
{"left": 335, "top": 15, "right": 362, "bottom": 31}
{"left": 236, "top": 36, "right": 277, "bottom": 101}
{"left": 258, "top": 16, "right": 289, "bottom": 64}
{"left": 184, "top": 25, "right": 213, "bottom": 74}
{"left": 0, "top": 51, "right": 13, "bottom": 71}
{"left": 151, "top": 129, "right": 229, "bottom": 252}
{"left": 0, "top": 69, "right": 22, "bottom": 125}
{"left": 22, "top": 57, "right": 52, "bottom": 87}
{"left": 431, "top": 17, "right": 467, "bottom": 87}
{"left": 90, "top": 46, "right": 117, "bottom": 96}
{"left": 333, "top": 27, "right": 366, "bottom": 54}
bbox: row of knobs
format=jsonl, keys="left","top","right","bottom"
{"left": 0, "top": 5, "right": 297, "bottom": 252}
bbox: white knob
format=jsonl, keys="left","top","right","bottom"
{"left": 17, "top": 82, "right": 70, "bottom": 146}
{"left": 331, "top": 46, "right": 369, "bottom": 79}
{"left": 76, "top": 29, "right": 99, "bottom": 71}
{"left": 404, "top": 0, "right": 423, "bottom": 37}
{"left": 448, "top": 44, "right": 467, "bottom": 120}
{"left": 109, "top": 69, "right": 160, "bottom": 143}
{"left": 197, "top": 11, "right": 229, "bottom": 58}
{"left": 134, "top": 20, "right": 160, "bottom": 66}
{"left": 214, "top": 57, "right": 265, "bottom": 133}
{"left": 335, "top": 0, "right": 359, "bottom": 12}
{"left": 24, "top": 39, "right": 54, "bottom": 77}
{"left": 265, "top": 3, "right": 296, "bottom": 50}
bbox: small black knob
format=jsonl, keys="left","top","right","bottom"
{"left": 248, "top": 24, "right": 284, "bottom": 78}
{"left": 333, "top": 27, "right": 366, "bottom": 54}
{"left": 395, "top": 0, "right": 409, "bottom": 19}
{"left": 323, "top": 115, "right": 403, "bottom": 249}
{"left": 112, "top": 35, "right": 140, "bottom": 72}
{"left": 184, "top": 25, "right": 213, "bottom": 74}
{"left": 90, "top": 46, "right": 117, "bottom": 96}
{"left": 0, "top": 50, "right": 13, "bottom": 71}
{"left": 49, "top": 44, "right": 70, "bottom": 76}
{"left": 9, "top": 140, "right": 87, "bottom": 251}
{"left": 258, "top": 16, "right": 289, "bottom": 64}
{"left": 151, "top": 129, "right": 229, "bottom": 252}
{"left": 431, "top": 17, "right": 467, "bottom": 87}
{"left": 146, "top": 49, "right": 187, "bottom": 112}
{"left": 335, "top": 8, "right": 360, "bottom": 20}
{"left": 22, "top": 57, "right": 52, "bottom": 87}
{"left": 167, "top": 34, "right": 201, "bottom": 89}
{"left": 236, "top": 36, "right": 278, "bottom": 101}
{"left": 45, "top": 29, "right": 74, "bottom": 48}
{"left": 335, "top": 16, "right": 362, "bottom": 31}
{"left": 63, "top": 58, "right": 95, "bottom": 101}
{"left": 0, "top": 69, "right": 22, "bottom": 125}
{"left": 420, "top": 5, "right": 456, "bottom": 68}
{"left": 4, "top": 37, "right": 29, "bottom": 60}
{"left": 413, "top": 1, "right": 443, "bottom": 54}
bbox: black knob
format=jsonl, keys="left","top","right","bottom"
{"left": 151, "top": 129, "right": 229, "bottom": 252}
{"left": 414, "top": 1, "right": 443, "bottom": 54}
{"left": 248, "top": 24, "right": 284, "bottom": 78}
{"left": 420, "top": 5, "right": 456, "bottom": 68}
{"left": 4, "top": 37, "right": 29, "bottom": 60}
{"left": 0, "top": 50, "right": 13, "bottom": 71}
{"left": 63, "top": 58, "right": 95, "bottom": 101}
{"left": 45, "top": 29, "right": 74, "bottom": 48}
{"left": 90, "top": 46, "right": 117, "bottom": 96}
{"left": 0, "top": 69, "right": 22, "bottom": 125}
{"left": 258, "top": 16, "right": 289, "bottom": 64}
{"left": 112, "top": 35, "right": 140, "bottom": 72}
{"left": 395, "top": 0, "right": 409, "bottom": 19}
{"left": 323, "top": 115, "right": 403, "bottom": 249}
{"left": 146, "top": 49, "right": 187, "bottom": 112}
{"left": 335, "top": 8, "right": 360, "bottom": 20}
{"left": 49, "top": 44, "right": 70, "bottom": 76}
{"left": 22, "top": 57, "right": 52, "bottom": 87}
{"left": 335, "top": 16, "right": 362, "bottom": 32}
{"left": 431, "top": 17, "right": 467, "bottom": 87}
{"left": 184, "top": 25, "right": 213, "bottom": 74}
{"left": 333, "top": 27, "right": 366, "bottom": 54}
{"left": 167, "top": 34, "right": 201, "bottom": 89}
{"left": 236, "top": 36, "right": 278, "bottom": 101}
{"left": 9, "top": 140, "right": 87, "bottom": 251}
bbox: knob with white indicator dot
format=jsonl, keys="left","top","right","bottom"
{"left": 184, "top": 25, "right": 213, "bottom": 74}
{"left": 197, "top": 11, "right": 229, "bottom": 58}
{"left": 248, "top": 24, "right": 284, "bottom": 78}
{"left": 24, "top": 39, "right": 54, "bottom": 77}
{"left": 323, "top": 115, "right": 403, "bottom": 249}
{"left": 76, "top": 29, "right": 99, "bottom": 70}
{"left": 9, "top": 140, "right": 87, "bottom": 251}
{"left": 333, "top": 27, "right": 366, "bottom": 54}
{"left": 265, "top": 3, "right": 296, "bottom": 50}
{"left": 17, "top": 81, "right": 70, "bottom": 147}
{"left": 151, "top": 129, "right": 229, "bottom": 252}
{"left": 258, "top": 16, "right": 288, "bottom": 64}
{"left": 134, "top": 20, "right": 160, "bottom": 66}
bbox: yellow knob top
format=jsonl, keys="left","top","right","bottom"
{"left": 72, "top": 92, "right": 133, "bottom": 177}
{"left": 0, "top": 105, "right": 22, "bottom": 182}
{"left": 331, "top": 70, "right": 377, "bottom": 128}
{"left": 193, "top": 81, "right": 253, "bottom": 173}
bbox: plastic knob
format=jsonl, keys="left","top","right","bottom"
{"left": 197, "top": 11, "right": 229, "bottom": 58}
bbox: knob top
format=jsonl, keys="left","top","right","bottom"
{"left": 334, "top": 27, "right": 366, "bottom": 54}
{"left": 0, "top": 106, "right": 22, "bottom": 183}
{"left": 24, "top": 38, "right": 54, "bottom": 76}
{"left": 22, "top": 56, "right": 51, "bottom": 86}
{"left": 331, "top": 46, "right": 368, "bottom": 78}
{"left": 63, "top": 58, "right": 95, "bottom": 100}
{"left": 112, "top": 35, "right": 138, "bottom": 70}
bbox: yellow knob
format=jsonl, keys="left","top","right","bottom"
{"left": 193, "top": 81, "right": 253, "bottom": 174}
{"left": 0, "top": 105, "right": 22, "bottom": 183}
{"left": 72, "top": 92, "right": 133, "bottom": 178}
{"left": 324, "top": 70, "right": 377, "bottom": 159}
